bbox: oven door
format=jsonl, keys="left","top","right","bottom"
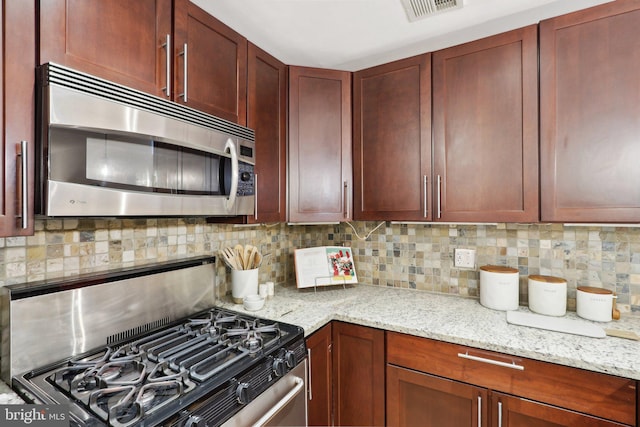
{"left": 221, "top": 360, "right": 307, "bottom": 427}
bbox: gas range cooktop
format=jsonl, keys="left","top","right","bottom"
{"left": 2, "top": 257, "right": 306, "bottom": 427}
{"left": 16, "top": 307, "right": 305, "bottom": 427}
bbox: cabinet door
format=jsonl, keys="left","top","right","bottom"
{"left": 39, "top": 0, "right": 172, "bottom": 97}
{"left": 353, "top": 54, "right": 432, "bottom": 221}
{"left": 174, "top": 0, "right": 247, "bottom": 124}
{"left": 540, "top": 1, "right": 640, "bottom": 222}
{"left": 387, "top": 332, "right": 636, "bottom": 426}
{"left": 332, "top": 322, "right": 384, "bottom": 426}
{"left": 306, "top": 323, "right": 332, "bottom": 427}
{"left": 289, "top": 67, "right": 352, "bottom": 223}
{"left": 387, "top": 364, "right": 488, "bottom": 427}
{"left": 246, "top": 43, "right": 287, "bottom": 223}
{"left": 432, "top": 25, "right": 539, "bottom": 222}
{"left": 491, "top": 392, "right": 630, "bottom": 427}
{"left": 0, "top": 1, "right": 35, "bottom": 236}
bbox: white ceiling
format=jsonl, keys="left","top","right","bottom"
{"left": 192, "top": 0, "right": 614, "bottom": 72}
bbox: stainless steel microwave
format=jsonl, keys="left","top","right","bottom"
{"left": 36, "top": 63, "right": 255, "bottom": 217}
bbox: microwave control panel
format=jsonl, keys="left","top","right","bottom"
{"left": 237, "top": 162, "right": 255, "bottom": 196}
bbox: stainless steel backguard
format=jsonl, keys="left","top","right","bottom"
{"left": 1, "top": 256, "right": 216, "bottom": 382}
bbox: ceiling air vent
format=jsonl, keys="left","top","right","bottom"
{"left": 401, "top": 0, "right": 463, "bottom": 22}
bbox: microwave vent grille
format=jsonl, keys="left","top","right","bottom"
{"left": 41, "top": 62, "right": 254, "bottom": 142}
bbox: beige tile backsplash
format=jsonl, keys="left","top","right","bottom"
{"left": 2, "top": 219, "right": 639, "bottom": 316}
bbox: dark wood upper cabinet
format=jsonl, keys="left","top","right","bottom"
{"left": 540, "top": 1, "right": 640, "bottom": 222}
{"left": 332, "top": 322, "right": 385, "bottom": 427}
{"left": 246, "top": 43, "right": 287, "bottom": 223}
{"left": 288, "top": 66, "right": 352, "bottom": 223}
{"left": 174, "top": 0, "right": 247, "bottom": 124}
{"left": 353, "top": 54, "right": 432, "bottom": 221}
{"left": 39, "top": 0, "right": 172, "bottom": 98}
{"left": 40, "top": 0, "right": 247, "bottom": 124}
{"left": 0, "top": 1, "right": 35, "bottom": 236}
{"left": 432, "top": 25, "right": 539, "bottom": 223}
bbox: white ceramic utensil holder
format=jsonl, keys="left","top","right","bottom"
{"left": 232, "top": 268, "right": 259, "bottom": 304}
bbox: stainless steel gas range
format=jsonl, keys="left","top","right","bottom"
{"left": 1, "top": 256, "right": 307, "bottom": 426}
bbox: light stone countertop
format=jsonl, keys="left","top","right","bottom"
{"left": 219, "top": 283, "right": 640, "bottom": 381}
{"left": 0, "top": 380, "right": 24, "bottom": 404}
{"left": 3, "top": 283, "right": 638, "bottom": 404}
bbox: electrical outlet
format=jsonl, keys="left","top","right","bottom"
{"left": 454, "top": 248, "right": 476, "bottom": 268}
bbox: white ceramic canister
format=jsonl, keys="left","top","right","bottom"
{"left": 576, "top": 286, "right": 615, "bottom": 322}
{"left": 527, "top": 275, "right": 567, "bottom": 316}
{"left": 479, "top": 265, "right": 519, "bottom": 311}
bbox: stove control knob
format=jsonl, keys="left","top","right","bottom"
{"left": 273, "top": 358, "right": 286, "bottom": 377}
{"left": 185, "top": 415, "right": 207, "bottom": 427}
{"left": 236, "top": 382, "right": 251, "bottom": 405}
{"left": 284, "top": 350, "right": 296, "bottom": 368}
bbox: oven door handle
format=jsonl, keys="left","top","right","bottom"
{"left": 251, "top": 376, "right": 304, "bottom": 427}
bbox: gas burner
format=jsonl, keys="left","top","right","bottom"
{"left": 94, "top": 361, "right": 146, "bottom": 387}
{"left": 88, "top": 379, "right": 185, "bottom": 427}
{"left": 148, "top": 362, "right": 195, "bottom": 393}
{"left": 53, "top": 365, "right": 95, "bottom": 392}
{"left": 89, "top": 385, "right": 140, "bottom": 427}
{"left": 240, "top": 331, "right": 263, "bottom": 353}
{"left": 136, "top": 380, "right": 184, "bottom": 413}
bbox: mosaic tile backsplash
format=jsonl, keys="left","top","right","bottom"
{"left": 1, "top": 218, "right": 639, "bottom": 316}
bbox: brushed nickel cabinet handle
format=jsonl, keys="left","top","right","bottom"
{"left": 423, "top": 175, "right": 428, "bottom": 217}
{"left": 457, "top": 352, "right": 524, "bottom": 371}
{"left": 307, "top": 348, "right": 313, "bottom": 401}
{"left": 498, "top": 401, "right": 503, "bottom": 427}
{"left": 19, "top": 140, "right": 28, "bottom": 229}
{"left": 179, "top": 43, "right": 188, "bottom": 102}
{"left": 343, "top": 181, "right": 349, "bottom": 219}
{"left": 436, "top": 174, "right": 442, "bottom": 219}
{"left": 254, "top": 173, "right": 258, "bottom": 221}
{"left": 477, "top": 395, "right": 482, "bottom": 427}
{"left": 162, "top": 34, "right": 171, "bottom": 97}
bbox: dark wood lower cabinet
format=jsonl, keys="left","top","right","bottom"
{"left": 387, "top": 365, "right": 631, "bottom": 427}
{"left": 387, "top": 364, "right": 487, "bottom": 427}
{"left": 332, "top": 322, "right": 385, "bottom": 426}
{"left": 387, "top": 332, "right": 636, "bottom": 427}
{"left": 309, "top": 325, "right": 635, "bottom": 427}
{"left": 492, "top": 392, "right": 629, "bottom": 427}
{"left": 306, "top": 323, "right": 332, "bottom": 426}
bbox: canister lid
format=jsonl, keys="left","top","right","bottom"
{"left": 529, "top": 275, "right": 566, "bottom": 284}
{"left": 479, "top": 265, "right": 518, "bottom": 274}
{"left": 577, "top": 286, "right": 613, "bottom": 295}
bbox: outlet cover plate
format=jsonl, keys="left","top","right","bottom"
{"left": 454, "top": 248, "right": 475, "bottom": 268}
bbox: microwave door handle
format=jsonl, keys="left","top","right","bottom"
{"left": 225, "top": 139, "right": 239, "bottom": 213}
